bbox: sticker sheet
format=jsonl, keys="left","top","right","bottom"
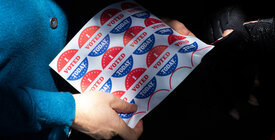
{"left": 49, "top": 0, "right": 214, "bottom": 128}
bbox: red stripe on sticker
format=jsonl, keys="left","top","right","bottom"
{"left": 144, "top": 18, "right": 162, "bottom": 27}
{"left": 57, "top": 49, "right": 78, "bottom": 72}
{"left": 81, "top": 70, "right": 102, "bottom": 93}
{"left": 123, "top": 26, "right": 145, "bottom": 46}
{"left": 146, "top": 45, "right": 168, "bottom": 68}
{"left": 125, "top": 68, "right": 146, "bottom": 90}
{"left": 101, "top": 46, "right": 124, "bottom": 70}
{"left": 100, "top": 8, "right": 121, "bottom": 25}
{"left": 78, "top": 26, "right": 100, "bottom": 49}
{"left": 168, "top": 34, "right": 186, "bottom": 45}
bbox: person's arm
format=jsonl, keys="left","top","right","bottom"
{"left": 0, "top": 86, "right": 75, "bottom": 135}
{"left": 0, "top": 85, "right": 143, "bottom": 139}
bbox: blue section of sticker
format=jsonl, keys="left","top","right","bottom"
{"left": 88, "top": 35, "right": 110, "bottom": 56}
{"left": 99, "top": 78, "right": 112, "bottom": 93}
{"left": 157, "top": 54, "right": 178, "bottom": 76}
{"left": 112, "top": 55, "right": 133, "bottom": 78}
{"left": 178, "top": 42, "right": 198, "bottom": 53}
{"left": 155, "top": 28, "right": 173, "bottom": 35}
{"left": 119, "top": 99, "right": 135, "bottom": 119}
{"left": 135, "top": 77, "right": 157, "bottom": 99}
{"left": 67, "top": 57, "right": 88, "bottom": 80}
{"left": 132, "top": 11, "right": 150, "bottom": 19}
{"left": 133, "top": 34, "right": 155, "bottom": 55}
{"left": 110, "top": 17, "right": 132, "bottom": 34}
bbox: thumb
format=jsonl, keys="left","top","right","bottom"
{"left": 133, "top": 120, "right": 143, "bottom": 138}
{"left": 110, "top": 96, "right": 138, "bottom": 113}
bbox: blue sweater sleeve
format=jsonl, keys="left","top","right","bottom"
{"left": 0, "top": 86, "right": 75, "bottom": 136}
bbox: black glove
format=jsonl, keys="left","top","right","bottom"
{"left": 205, "top": 6, "right": 249, "bottom": 43}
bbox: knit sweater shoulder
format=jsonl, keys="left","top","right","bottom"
{"left": 0, "top": 0, "right": 75, "bottom": 139}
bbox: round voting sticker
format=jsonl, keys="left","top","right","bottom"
{"left": 125, "top": 68, "right": 146, "bottom": 90}
{"left": 135, "top": 77, "right": 157, "bottom": 99}
{"left": 112, "top": 55, "right": 133, "bottom": 78}
{"left": 112, "top": 90, "right": 125, "bottom": 98}
{"left": 57, "top": 49, "right": 78, "bottom": 72}
{"left": 144, "top": 18, "right": 162, "bottom": 27}
{"left": 101, "top": 46, "right": 123, "bottom": 69}
{"left": 132, "top": 11, "right": 150, "bottom": 19}
{"left": 88, "top": 35, "right": 110, "bottom": 57}
{"left": 78, "top": 26, "right": 100, "bottom": 48}
{"left": 168, "top": 34, "right": 186, "bottom": 45}
{"left": 99, "top": 78, "right": 112, "bottom": 93}
{"left": 157, "top": 54, "right": 178, "bottom": 76}
{"left": 123, "top": 26, "right": 145, "bottom": 46}
{"left": 146, "top": 45, "right": 168, "bottom": 67}
{"left": 133, "top": 34, "right": 155, "bottom": 55}
{"left": 81, "top": 70, "right": 102, "bottom": 93}
{"left": 155, "top": 28, "right": 173, "bottom": 35}
{"left": 178, "top": 42, "right": 198, "bottom": 53}
{"left": 100, "top": 8, "right": 121, "bottom": 25}
{"left": 110, "top": 17, "right": 132, "bottom": 34}
{"left": 67, "top": 57, "right": 89, "bottom": 80}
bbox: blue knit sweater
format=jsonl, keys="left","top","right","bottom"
{"left": 0, "top": 0, "right": 75, "bottom": 139}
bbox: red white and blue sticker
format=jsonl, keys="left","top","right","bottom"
{"left": 168, "top": 34, "right": 186, "bottom": 45}
{"left": 133, "top": 34, "right": 155, "bottom": 55}
{"left": 67, "top": 57, "right": 89, "bottom": 80}
{"left": 157, "top": 54, "right": 178, "bottom": 76}
{"left": 178, "top": 42, "right": 198, "bottom": 53}
{"left": 135, "top": 77, "right": 157, "bottom": 99}
{"left": 132, "top": 11, "right": 150, "bottom": 19}
{"left": 100, "top": 8, "right": 121, "bottom": 25}
{"left": 110, "top": 17, "right": 132, "bottom": 34}
{"left": 78, "top": 26, "right": 100, "bottom": 49}
{"left": 88, "top": 35, "right": 110, "bottom": 57}
{"left": 57, "top": 49, "right": 78, "bottom": 72}
{"left": 99, "top": 78, "right": 112, "bottom": 93}
{"left": 125, "top": 68, "right": 146, "bottom": 90}
{"left": 123, "top": 26, "right": 145, "bottom": 46}
{"left": 81, "top": 70, "right": 102, "bottom": 93}
{"left": 146, "top": 45, "right": 168, "bottom": 68}
{"left": 101, "top": 46, "right": 123, "bottom": 70}
{"left": 144, "top": 18, "right": 162, "bottom": 27}
{"left": 49, "top": 0, "right": 214, "bottom": 129}
{"left": 155, "top": 28, "right": 173, "bottom": 35}
{"left": 112, "top": 55, "right": 134, "bottom": 78}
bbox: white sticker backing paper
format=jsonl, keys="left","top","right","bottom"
{"left": 49, "top": 0, "right": 214, "bottom": 128}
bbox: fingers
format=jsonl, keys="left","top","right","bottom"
{"left": 88, "top": 91, "right": 138, "bottom": 113}
{"left": 109, "top": 95, "right": 142, "bottom": 140}
{"left": 110, "top": 96, "right": 138, "bottom": 113}
{"left": 222, "top": 29, "right": 234, "bottom": 37}
{"left": 133, "top": 120, "right": 143, "bottom": 138}
{"left": 117, "top": 119, "right": 143, "bottom": 140}
{"left": 162, "top": 18, "right": 195, "bottom": 36}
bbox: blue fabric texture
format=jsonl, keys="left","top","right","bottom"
{"left": 0, "top": 0, "right": 75, "bottom": 139}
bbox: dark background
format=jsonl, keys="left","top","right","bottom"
{"left": 58, "top": 0, "right": 275, "bottom": 139}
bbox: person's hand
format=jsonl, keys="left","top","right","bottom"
{"left": 71, "top": 91, "right": 143, "bottom": 140}
{"left": 162, "top": 18, "right": 195, "bottom": 37}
